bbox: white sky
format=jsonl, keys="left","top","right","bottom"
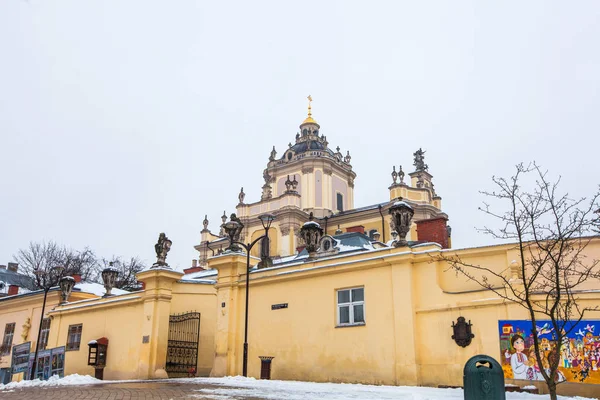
{"left": 1, "top": 1, "right": 599, "bottom": 271}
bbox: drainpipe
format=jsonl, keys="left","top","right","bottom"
{"left": 378, "top": 204, "right": 385, "bottom": 242}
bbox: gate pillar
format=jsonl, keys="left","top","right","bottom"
{"left": 208, "top": 253, "right": 249, "bottom": 377}
{"left": 137, "top": 268, "right": 183, "bottom": 379}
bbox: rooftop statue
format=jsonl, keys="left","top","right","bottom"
{"left": 413, "top": 148, "right": 429, "bottom": 172}
{"left": 153, "top": 232, "right": 172, "bottom": 267}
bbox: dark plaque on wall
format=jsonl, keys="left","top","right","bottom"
{"left": 451, "top": 316, "right": 474, "bottom": 347}
{"left": 271, "top": 303, "right": 288, "bottom": 310}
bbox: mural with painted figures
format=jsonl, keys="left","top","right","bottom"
{"left": 499, "top": 320, "right": 600, "bottom": 384}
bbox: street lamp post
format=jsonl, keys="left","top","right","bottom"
{"left": 222, "top": 213, "right": 275, "bottom": 377}
{"left": 30, "top": 265, "right": 65, "bottom": 380}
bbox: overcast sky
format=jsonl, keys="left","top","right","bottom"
{"left": 1, "top": 1, "right": 599, "bottom": 271}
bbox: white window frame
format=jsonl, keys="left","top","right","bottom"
{"left": 1, "top": 322, "right": 15, "bottom": 355}
{"left": 336, "top": 287, "right": 365, "bottom": 327}
{"left": 39, "top": 318, "right": 51, "bottom": 350}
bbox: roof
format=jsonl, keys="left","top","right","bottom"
{"left": 277, "top": 232, "right": 376, "bottom": 265}
{"left": 285, "top": 139, "right": 335, "bottom": 158}
{"left": 179, "top": 268, "right": 218, "bottom": 284}
{"left": 0, "top": 268, "right": 36, "bottom": 291}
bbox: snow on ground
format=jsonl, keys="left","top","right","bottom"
{"left": 0, "top": 374, "right": 597, "bottom": 400}
{"left": 0, "top": 374, "right": 102, "bottom": 390}
{"left": 174, "top": 376, "right": 598, "bottom": 400}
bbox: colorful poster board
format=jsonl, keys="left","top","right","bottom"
{"left": 24, "top": 347, "right": 66, "bottom": 380}
{"left": 499, "top": 320, "right": 600, "bottom": 384}
{"left": 11, "top": 342, "right": 31, "bottom": 374}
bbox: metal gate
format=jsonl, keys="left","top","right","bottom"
{"left": 166, "top": 312, "right": 201, "bottom": 377}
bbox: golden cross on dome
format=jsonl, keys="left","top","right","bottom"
{"left": 307, "top": 95, "right": 313, "bottom": 117}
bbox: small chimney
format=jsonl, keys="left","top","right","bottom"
{"left": 72, "top": 274, "right": 82, "bottom": 283}
{"left": 0, "top": 265, "right": 6, "bottom": 270}
{"left": 7, "top": 263, "right": 18, "bottom": 272}
{"left": 8, "top": 285, "right": 18, "bottom": 296}
{"left": 346, "top": 225, "right": 365, "bottom": 234}
{"left": 192, "top": 259, "right": 198, "bottom": 268}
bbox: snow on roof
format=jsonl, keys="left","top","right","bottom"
{"left": 302, "top": 221, "right": 321, "bottom": 227}
{"left": 75, "top": 282, "right": 129, "bottom": 297}
{"left": 393, "top": 200, "right": 413, "bottom": 209}
{"left": 180, "top": 268, "right": 218, "bottom": 284}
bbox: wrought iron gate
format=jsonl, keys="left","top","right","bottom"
{"left": 166, "top": 312, "right": 201, "bottom": 377}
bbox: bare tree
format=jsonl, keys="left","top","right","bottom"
{"left": 13, "top": 241, "right": 66, "bottom": 290}
{"left": 97, "top": 256, "right": 146, "bottom": 291}
{"left": 14, "top": 242, "right": 100, "bottom": 289}
{"left": 436, "top": 163, "right": 600, "bottom": 400}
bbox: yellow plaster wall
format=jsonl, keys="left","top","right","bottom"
{"left": 210, "top": 239, "right": 600, "bottom": 388}
{"left": 48, "top": 296, "right": 145, "bottom": 380}
{"left": 0, "top": 291, "right": 93, "bottom": 379}
{"left": 238, "top": 266, "right": 398, "bottom": 384}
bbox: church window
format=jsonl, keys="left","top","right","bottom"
{"left": 1, "top": 323, "right": 15, "bottom": 355}
{"left": 39, "top": 318, "right": 51, "bottom": 350}
{"left": 336, "top": 193, "right": 344, "bottom": 212}
{"left": 336, "top": 287, "right": 365, "bottom": 326}
{"left": 66, "top": 324, "right": 83, "bottom": 351}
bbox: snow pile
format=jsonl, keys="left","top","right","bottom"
{"left": 176, "top": 376, "right": 598, "bottom": 400}
{"left": 0, "top": 374, "right": 101, "bottom": 390}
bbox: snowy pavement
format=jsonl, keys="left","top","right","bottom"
{"left": 0, "top": 374, "right": 597, "bottom": 400}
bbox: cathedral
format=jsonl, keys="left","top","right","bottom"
{"left": 194, "top": 98, "right": 450, "bottom": 265}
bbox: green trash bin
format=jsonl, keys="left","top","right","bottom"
{"left": 463, "top": 354, "right": 506, "bottom": 400}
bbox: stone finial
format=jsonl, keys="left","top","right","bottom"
{"left": 202, "top": 215, "right": 209, "bottom": 232}
{"left": 391, "top": 166, "right": 398, "bottom": 184}
{"left": 152, "top": 233, "right": 172, "bottom": 268}
{"left": 389, "top": 199, "right": 414, "bottom": 247}
{"left": 102, "top": 263, "right": 120, "bottom": 295}
{"left": 285, "top": 175, "right": 293, "bottom": 192}
{"left": 238, "top": 187, "right": 245, "bottom": 204}
{"left": 344, "top": 151, "right": 351, "bottom": 164}
{"left": 335, "top": 225, "right": 343, "bottom": 235}
{"left": 263, "top": 169, "right": 272, "bottom": 185}
{"left": 291, "top": 175, "right": 298, "bottom": 191}
{"left": 269, "top": 146, "right": 277, "bottom": 162}
{"left": 219, "top": 211, "right": 227, "bottom": 236}
{"left": 413, "top": 148, "right": 429, "bottom": 172}
{"left": 398, "top": 165, "right": 405, "bottom": 183}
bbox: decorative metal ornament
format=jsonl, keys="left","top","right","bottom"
{"left": 101, "top": 263, "right": 119, "bottom": 297}
{"left": 59, "top": 276, "right": 76, "bottom": 305}
{"left": 223, "top": 213, "right": 244, "bottom": 252}
{"left": 299, "top": 213, "right": 324, "bottom": 259}
{"left": 389, "top": 199, "right": 414, "bottom": 247}
{"left": 152, "top": 233, "right": 173, "bottom": 268}
{"left": 451, "top": 316, "right": 474, "bottom": 347}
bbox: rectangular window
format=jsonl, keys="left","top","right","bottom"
{"left": 39, "top": 318, "right": 51, "bottom": 350}
{"left": 337, "top": 287, "right": 365, "bottom": 326}
{"left": 336, "top": 193, "right": 344, "bottom": 212}
{"left": 66, "top": 324, "right": 83, "bottom": 351}
{"left": 1, "top": 323, "right": 16, "bottom": 355}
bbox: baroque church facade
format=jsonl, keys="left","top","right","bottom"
{"left": 195, "top": 98, "right": 450, "bottom": 266}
